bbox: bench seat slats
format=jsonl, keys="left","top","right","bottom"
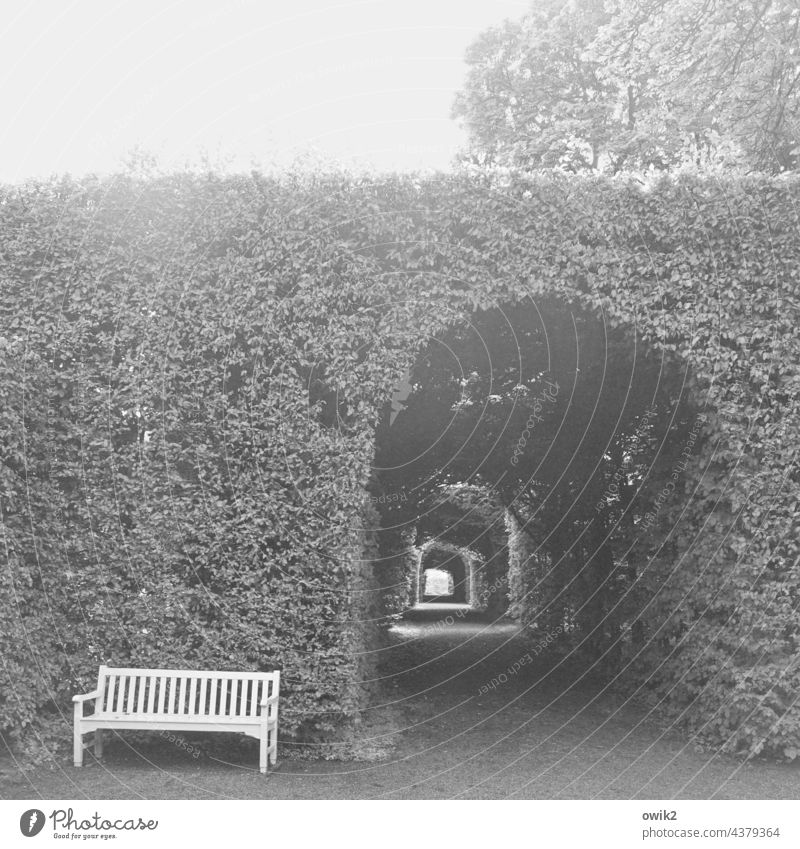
{"left": 217, "top": 677, "right": 225, "bottom": 715}
{"left": 81, "top": 719, "right": 268, "bottom": 737}
{"left": 89, "top": 712, "right": 268, "bottom": 724}
{"left": 246, "top": 680, "right": 254, "bottom": 717}
{"left": 209, "top": 678, "right": 218, "bottom": 717}
{"left": 106, "top": 674, "right": 117, "bottom": 714}
{"left": 188, "top": 677, "right": 197, "bottom": 716}
{"left": 159, "top": 675, "right": 169, "bottom": 714}
{"left": 137, "top": 676, "right": 146, "bottom": 714}
{"left": 232, "top": 678, "right": 240, "bottom": 717}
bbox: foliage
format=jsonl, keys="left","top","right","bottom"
{"left": 0, "top": 170, "right": 799, "bottom": 760}
{"left": 453, "top": 0, "right": 800, "bottom": 174}
{"left": 374, "top": 525, "right": 418, "bottom": 617}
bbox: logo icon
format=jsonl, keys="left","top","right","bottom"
{"left": 20, "top": 809, "right": 46, "bottom": 837}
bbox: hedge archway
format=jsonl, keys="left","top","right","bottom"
{"left": 1, "top": 170, "right": 798, "bottom": 759}
{"left": 369, "top": 293, "right": 701, "bottom": 656}
{"left": 416, "top": 541, "right": 483, "bottom": 607}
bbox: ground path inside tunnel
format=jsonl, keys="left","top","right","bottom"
{"left": 4, "top": 606, "right": 799, "bottom": 800}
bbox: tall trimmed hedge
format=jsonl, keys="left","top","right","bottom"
{"left": 1, "top": 170, "right": 799, "bottom": 759}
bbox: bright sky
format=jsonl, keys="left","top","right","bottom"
{"left": 0, "top": 0, "right": 528, "bottom": 181}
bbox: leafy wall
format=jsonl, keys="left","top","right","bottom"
{"left": 1, "top": 170, "right": 799, "bottom": 758}
{"left": 375, "top": 525, "right": 418, "bottom": 618}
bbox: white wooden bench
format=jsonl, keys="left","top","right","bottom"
{"left": 73, "top": 666, "right": 280, "bottom": 774}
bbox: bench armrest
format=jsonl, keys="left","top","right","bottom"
{"left": 260, "top": 692, "right": 279, "bottom": 723}
{"left": 72, "top": 689, "right": 101, "bottom": 704}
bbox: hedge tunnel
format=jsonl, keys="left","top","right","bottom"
{"left": 1, "top": 170, "right": 799, "bottom": 759}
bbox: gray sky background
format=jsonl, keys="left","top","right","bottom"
{"left": 0, "top": 0, "right": 527, "bottom": 181}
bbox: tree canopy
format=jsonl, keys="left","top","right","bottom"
{"left": 453, "top": 0, "right": 800, "bottom": 174}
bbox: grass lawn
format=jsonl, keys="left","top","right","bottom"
{"left": 3, "top": 611, "right": 799, "bottom": 800}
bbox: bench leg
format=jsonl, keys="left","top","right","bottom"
{"left": 269, "top": 726, "right": 277, "bottom": 766}
{"left": 259, "top": 728, "right": 268, "bottom": 774}
{"left": 73, "top": 724, "right": 84, "bottom": 768}
{"left": 94, "top": 729, "right": 103, "bottom": 760}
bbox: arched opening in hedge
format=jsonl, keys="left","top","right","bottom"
{"left": 416, "top": 542, "right": 474, "bottom": 605}
{"left": 370, "top": 293, "right": 706, "bottom": 677}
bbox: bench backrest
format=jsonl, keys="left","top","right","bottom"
{"left": 93, "top": 667, "right": 280, "bottom": 719}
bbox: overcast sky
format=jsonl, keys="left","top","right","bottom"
{"left": 0, "top": 0, "right": 527, "bottom": 181}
